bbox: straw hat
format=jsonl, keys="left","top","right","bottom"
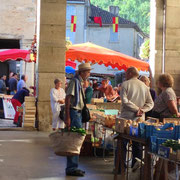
{"left": 78, "top": 63, "right": 92, "bottom": 72}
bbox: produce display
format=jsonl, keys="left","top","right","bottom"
{"left": 162, "top": 139, "right": 180, "bottom": 152}
{"left": 63, "top": 127, "right": 86, "bottom": 136}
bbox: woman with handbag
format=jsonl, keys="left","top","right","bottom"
{"left": 65, "top": 63, "right": 92, "bottom": 177}
{"left": 151, "top": 74, "right": 180, "bottom": 120}
{"left": 50, "top": 79, "right": 65, "bottom": 131}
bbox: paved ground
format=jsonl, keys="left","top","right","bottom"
{"left": 0, "top": 131, "right": 115, "bottom": 180}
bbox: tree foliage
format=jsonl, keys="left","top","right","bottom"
{"left": 139, "top": 39, "right": 150, "bottom": 61}
{"left": 90, "top": 0, "right": 150, "bottom": 34}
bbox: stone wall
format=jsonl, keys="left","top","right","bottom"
{"left": 37, "top": 0, "right": 66, "bottom": 131}
{"left": 150, "top": 0, "right": 180, "bottom": 95}
{"left": 0, "top": 0, "right": 37, "bottom": 86}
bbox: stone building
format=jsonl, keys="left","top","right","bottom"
{"left": 150, "top": 0, "right": 180, "bottom": 95}
{"left": 0, "top": 0, "right": 36, "bottom": 85}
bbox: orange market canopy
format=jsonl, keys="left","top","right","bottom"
{"left": 66, "top": 42, "right": 149, "bottom": 71}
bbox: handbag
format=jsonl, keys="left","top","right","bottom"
{"left": 81, "top": 86, "right": 91, "bottom": 123}
{"left": 59, "top": 105, "right": 65, "bottom": 122}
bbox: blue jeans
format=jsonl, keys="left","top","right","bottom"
{"left": 66, "top": 109, "right": 82, "bottom": 173}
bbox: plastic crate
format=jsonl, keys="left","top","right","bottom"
{"left": 138, "top": 123, "right": 146, "bottom": 138}
{"left": 130, "top": 126, "right": 138, "bottom": 136}
{"left": 158, "top": 145, "right": 171, "bottom": 158}
{"left": 174, "top": 125, "right": 180, "bottom": 140}
{"left": 150, "top": 136, "right": 157, "bottom": 153}
{"left": 150, "top": 136, "right": 167, "bottom": 153}
{"left": 105, "top": 109, "right": 119, "bottom": 115}
{"left": 146, "top": 123, "right": 175, "bottom": 139}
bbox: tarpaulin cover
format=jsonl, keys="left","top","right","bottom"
{"left": 66, "top": 42, "right": 149, "bottom": 71}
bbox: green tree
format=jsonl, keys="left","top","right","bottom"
{"left": 90, "top": 0, "right": 150, "bottom": 34}
{"left": 139, "top": 39, "right": 150, "bottom": 61}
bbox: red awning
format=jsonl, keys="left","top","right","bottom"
{"left": 0, "top": 49, "right": 30, "bottom": 62}
{"left": 65, "top": 60, "right": 76, "bottom": 69}
{"left": 66, "top": 42, "right": 149, "bottom": 71}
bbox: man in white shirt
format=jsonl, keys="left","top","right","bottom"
{"left": 121, "top": 67, "right": 154, "bottom": 120}
{"left": 50, "top": 79, "right": 66, "bottom": 130}
{"left": 119, "top": 67, "right": 154, "bottom": 169}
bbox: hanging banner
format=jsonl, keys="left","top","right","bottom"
{"left": 3, "top": 98, "right": 15, "bottom": 119}
{"left": 71, "top": 15, "right": 77, "bottom": 32}
{"left": 113, "top": 17, "right": 118, "bottom": 32}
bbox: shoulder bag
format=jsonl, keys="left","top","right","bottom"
{"left": 81, "top": 87, "right": 91, "bottom": 123}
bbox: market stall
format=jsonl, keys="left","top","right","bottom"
{"left": 84, "top": 106, "right": 180, "bottom": 179}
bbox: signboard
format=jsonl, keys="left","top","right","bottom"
{"left": 3, "top": 98, "right": 15, "bottom": 119}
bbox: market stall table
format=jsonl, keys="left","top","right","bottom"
{"left": 114, "top": 133, "right": 151, "bottom": 180}
{"left": 148, "top": 152, "right": 180, "bottom": 180}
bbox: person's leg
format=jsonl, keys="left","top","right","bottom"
{"left": 132, "top": 141, "right": 142, "bottom": 168}
{"left": 58, "top": 118, "right": 65, "bottom": 129}
{"left": 52, "top": 111, "right": 58, "bottom": 130}
{"left": 66, "top": 109, "right": 83, "bottom": 174}
{"left": 114, "top": 139, "right": 128, "bottom": 173}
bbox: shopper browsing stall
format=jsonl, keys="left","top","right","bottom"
{"left": 120, "top": 67, "right": 154, "bottom": 168}
{"left": 11, "top": 87, "right": 30, "bottom": 126}
{"left": 151, "top": 73, "right": 180, "bottom": 119}
{"left": 65, "top": 63, "right": 92, "bottom": 177}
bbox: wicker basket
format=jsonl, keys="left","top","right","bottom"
{"left": 49, "top": 131, "right": 86, "bottom": 156}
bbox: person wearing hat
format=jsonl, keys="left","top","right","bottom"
{"left": 65, "top": 63, "right": 91, "bottom": 177}
{"left": 50, "top": 78, "right": 66, "bottom": 131}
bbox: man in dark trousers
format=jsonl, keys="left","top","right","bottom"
{"left": 65, "top": 63, "right": 92, "bottom": 177}
{"left": 9, "top": 73, "right": 18, "bottom": 95}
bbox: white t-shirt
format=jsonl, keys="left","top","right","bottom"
{"left": 50, "top": 88, "right": 66, "bottom": 113}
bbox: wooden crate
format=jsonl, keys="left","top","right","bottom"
{"left": 163, "top": 118, "right": 180, "bottom": 125}
{"left": 25, "top": 97, "right": 36, "bottom": 102}
{"left": 25, "top": 101, "right": 35, "bottom": 107}
{"left": 115, "top": 118, "right": 128, "bottom": 133}
{"left": 23, "top": 97, "right": 36, "bottom": 128}
{"left": 91, "top": 98, "right": 104, "bottom": 103}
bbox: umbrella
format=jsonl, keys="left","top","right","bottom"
{"left": 65, "top": 66, "right": 75, "bottom": 74}
{"left": 66, "top": 42, "right": 149, "bottom": 71}
{"left": 0, "top": 49, "right": 30, "bottom": 62}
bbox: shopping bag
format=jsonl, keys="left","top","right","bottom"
{"left": 49, "top": 131, "right": 86, "bottom": 156}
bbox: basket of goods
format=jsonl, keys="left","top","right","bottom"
{"left": 49, "top": 127, "right": 86, "bottom": 156}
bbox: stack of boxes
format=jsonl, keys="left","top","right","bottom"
{"left": 23, "top": 97, "right": 36, "bottom": 128}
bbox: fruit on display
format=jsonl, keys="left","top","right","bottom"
{"left": 104, "top": 115, "right": 116, "bottom": 128}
